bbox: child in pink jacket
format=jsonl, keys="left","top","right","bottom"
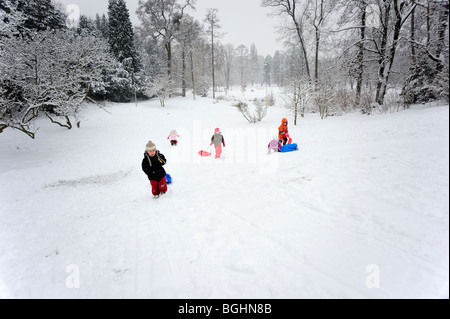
{"left": 268, "top": 136, "right": 282, "bottom": 153}
{"left": 167, "top": 129, "right": 180, "bottom": 146}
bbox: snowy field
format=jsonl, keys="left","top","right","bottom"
{"left": 0, "top": 87, "right": 448, "bottom": 299}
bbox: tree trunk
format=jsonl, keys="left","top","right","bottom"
{"left": 314, "top": 0, "right": 324, "bottom": 89}
{"left": 182, "top": 48, "right": 186, "bottom": 97}
{"left": 0, "top": 124, "right": 8, "bottom": 134}
{"left": 375, "top": 0, "right": 391, "bottom": 105}
{"left": 410, "top": 6, "right": 416, "bottom": 66}
{"left": 378, "top": 0, "right": 405, "bottom": 105}
{"left": 282, "top": 1, "right": 311, "bottom": 84}
{"left": 356, "top": 2, "right": 367, "bottom": 109}
{"left": 190, "top": 51, "right": 196, "bottom": 100}
{"left": 240, "top": 56, "right": 244, "bottom": 88}
{"left": 314, "top": 25, "right": 320, "bottom": 88}
{"left": 435, "top": 1, "right": 449, "bottom": 73}
{"left": 165, "top": 41, "right": 172, "bottom": 98}
{"left": 294, "top": 88, "right": 298, "bottom": 125}
{"left": 294, "top": 20, "right": 311, "bottom": 83}
{"left": 165, "top": 41, "right": 172, "bottom": 80}
{"left": 211, "top": 26, "right": 216, "bottom": 99}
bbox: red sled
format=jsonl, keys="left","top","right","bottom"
{"left": 198, "top": 150, "right": 211, "bottom": 157}
{"left": 198, "top": 145, "right": 212, "bottom": 157}
{"left": 287, "top": 134, "right": 293, "bottom": 144}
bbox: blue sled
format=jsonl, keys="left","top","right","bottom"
{"left": 165, "top": 174, "right": 172, "bottom": 184}
{"left": 281, "top": 143, "right": 299, "bottom": 153}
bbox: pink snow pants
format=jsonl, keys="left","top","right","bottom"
{"left": 215, "top": 145, "right": 222, "bottom": 159}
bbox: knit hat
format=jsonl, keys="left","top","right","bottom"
{"left": 215, "top": 128, "right": 220, "bottom": 133}
{"left": 146, "top": 141, "right": 157, "bottom": 152}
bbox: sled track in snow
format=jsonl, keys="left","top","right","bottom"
{"left": 44, "top": 169, "right": 133, "bottom": 188}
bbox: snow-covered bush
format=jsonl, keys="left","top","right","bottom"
{"left": 233, "top": 99, "right": 268, "bottom": 124}
{"left": 0, "top": 30, "right": 111, "bottom": 137}
{"left": 91, "top": 63, "right": 133, "bottom": 103}
{"left": 146, "top": 74, "right": 175, "bottom": 107}
{"left": 281, "top": 76, "right": 311, "bottom": 124}
{"left": 265, "top": 90, "right": 276, "bottom": 107}
{"left": 434, "top": 64, "right": 449, "bottom": 103}
{"left": 313, "top": 83, "right": 337, "bottom": 119}
{"left": 402, "top": 58, "right": 438, "bottom": 107}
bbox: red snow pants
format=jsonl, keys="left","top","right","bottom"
{"left": 150, "top": 177, "right": 167, "bottom": 196}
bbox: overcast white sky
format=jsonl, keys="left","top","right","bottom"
{"left": 57, "top": 0, "right": 283, "bottom": 57}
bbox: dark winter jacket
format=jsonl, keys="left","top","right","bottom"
{"left": 142, "top": 151, "right": 167, "bottom": 182}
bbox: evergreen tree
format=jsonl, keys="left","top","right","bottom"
{"left": 108, "top": 0, "right": 140, "bottom": 72}
{"left": 100, "top": 14, "right": 109, "bottom": 39}
{"left": 249, "top": 43, "right": 259, "bottom": 86}
{"left": 9, "top": 0, "right": 65, "bottom": 32}
{"left": 263, "top": 55, "right": 272, "bottom": 87}
{"left": 95, "top": 13, "right": 102, "bottom": 33}
{"left": 78, "top": 15, "right": 96, "bottom": 35}
{"left": 272, "top": 51, "right": 283, "bottom": 87}
{"left": 402, "top": 57, "right": 437, "bottom": 106}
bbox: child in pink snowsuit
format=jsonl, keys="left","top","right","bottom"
{"left": 167, "top": 129, "right": 179, "bottom": 146}
{"left": 268, "top": 136, "right": 282, "bottom": 153}
{"left": 211, "top": 128, "right": 225, "bottom": 159}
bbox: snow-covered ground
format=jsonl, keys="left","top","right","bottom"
{"left": 0, "top": 87, "right": 448, "bottom": 299}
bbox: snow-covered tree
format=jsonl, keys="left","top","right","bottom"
{"left": 0, "top": 30, "right": 111, "bottom": 137}
{"left": 236, "top": 44, "right": 249, "bottom": 89}
{"left": 8, "top": 0, "right": 65, "bottom": 32}
{"left": 77, "top": 15, "right": 96, "bottom": 35}
{"left": 401, "top": 0, "right": 449, "bottom": 105}
{"left": 204, "top": 8, "right": 222, "bottom": 99}
{"left": 364, "top": 0, "right": 417, "bottom": 105}
{"left": 135, "top": 27, "right": 162, "bottom": 81}
{"left": 94, "top": 13, "right": 109, "bottom": 39}
{"left": 0, "top": 0, "right": 25, "bottom": 39}
{"left": 271, "top": 51, "right": 285, "bottom": 87}
{"left": 137, "top": 0, "right": 196, "bottom": 79}
{"left": 281, "top": 49, "right": 311, "bottom": 124}
{"left": 146, "top": 74, "right": 175, "bottom": 107}
{"left": 249, "top": 43, "right": 260, "bottom": 86}
{"left": 282, "top": 76, "right": 311, "bottom": 123}
{"left": 263, "top": 55, "right": 273, "bottom": 86}
{"left": 100, "top": 14, "right": 109, "bottom": 38}
{"left": 337, "top": 0, "right": 369, "bottom": 110}
{"left": 108, "top": 0, "right": 140, "bottom": 72}
{"left": 262, "top": 0, "right": 312, "bottom": 83}
{"left": 223, "top": 44, "right": 234, "bottom": 91}
{"left": 175, "top": 15, "right": 203, "bottom": 98}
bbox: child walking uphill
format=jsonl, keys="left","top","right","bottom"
{"left": 210, "top": 128, "right": 225, "bottom": 159}
{"left": 167, "top": 129, "right": 179, "bottom": 146}
{"left": 142, "top": 141, "right": 168, "bottom": 198}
